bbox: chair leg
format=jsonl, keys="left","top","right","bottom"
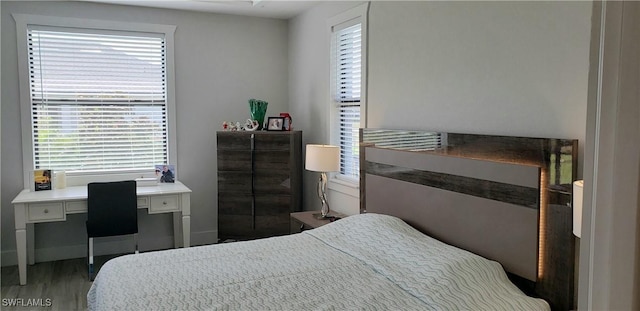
{"left": 88, "top": 237, "right": 94, "bottom": 281}
{"left": 134, "top": 233, "right": 139, "bottom": 254}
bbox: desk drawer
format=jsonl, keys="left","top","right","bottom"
{"left": 65, "top": 201, "right": 87, "bottom": 213}
{"left": 149, "top": 195, "right": 180, "bottom": 213}
{"left": 28, "top": 202, "right": 65, "bottom": 222}
{"left": 65, "top": 198, "right": 147, "bottom": 213}
{"left": 137, "top": 197, "right": 149, "bottom": 208}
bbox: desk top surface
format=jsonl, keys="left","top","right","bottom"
{"left": 12, "top": 181, "right": 191, "bottom": 204}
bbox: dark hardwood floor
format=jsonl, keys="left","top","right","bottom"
{"left": 1, "top": 255, "right": 120, "bottom": 311}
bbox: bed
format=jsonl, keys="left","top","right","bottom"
{"left": 88, "top": 213, "right": 548, "bottom": 310}
{"left": 88, "top": 129, "right": 577, "bottom": 311}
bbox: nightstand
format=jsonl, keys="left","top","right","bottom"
{"left": 290, "top": 211, "right": 347, "bottom": 234}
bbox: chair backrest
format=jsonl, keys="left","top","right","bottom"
{"left": 87, "top": 180, "right": 138, "bottom": 238}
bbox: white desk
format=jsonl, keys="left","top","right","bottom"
{"left": 12, "top": 181, "right": 192, "bottom": 285}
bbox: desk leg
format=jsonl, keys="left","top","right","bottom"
{"left": 16, "top": 229, "right": 27, "bottom": 285}
{"left": 172, "top": 212, "right": 191, "bottom": 248}
{"left": 182, "top": 215, "right": 191, "bottom": 247}
{"left": 181, "top": 193, "right": 190, "bottom": 248}
{"left": 27, "top": 223, "right": 35, "bottom": 265}
{"left": 14, "top": 203, "right": 27, "bottom": 285}
{"left": 172, "top": 212, "right": 182, "bottom": 248}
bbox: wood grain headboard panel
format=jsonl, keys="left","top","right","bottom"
{"left": 360, "top": 129, "right": 578, "bottom": 311}
{"left": 364, "top": 147, "right": 540, "bottom": 281}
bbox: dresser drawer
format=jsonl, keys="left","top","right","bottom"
{"left": 254, "top": 134, "right": 291, "bottom": 151}
{"left": 216, "top": 132, "right": 294, "bottom": 151}
{"left": 149, "top": 195, "right": 180, "bottom": 213}
{"left": 28, "top": 202, "right": 65, "bottom": 222}
{"left": 217, "top": 172, "right": 252, "bottom": 193}
{"left": 217, "top": 150, "right": 251, "bottom": 171}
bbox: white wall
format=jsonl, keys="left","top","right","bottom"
{"left": 1, "top": 1, "right": 289, "bottom": 265}
{"left": 289, "top": 1, "right": 592, "bottom": 215}
{"left": 368, "top": 1, "right": 590, "bottom": 145}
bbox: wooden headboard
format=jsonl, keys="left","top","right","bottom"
{"left": 359, "top": 129, "right": 577, "bottom": 311}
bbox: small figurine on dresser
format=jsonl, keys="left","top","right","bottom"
{"left": 222, "top": 121, "right": 240, "bottom": 131}
{"left": 244, "top": 119, "right": 260, "bottom": 131}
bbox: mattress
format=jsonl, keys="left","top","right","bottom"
{"left": 87, "top": 213, "right": 549, "bottom": 310}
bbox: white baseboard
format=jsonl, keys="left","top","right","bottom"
{"left": 1, "top": 230, "right": 218, "bottom": 267}
{"left": 191, "top": 229, "right": 218, "bottom": 246}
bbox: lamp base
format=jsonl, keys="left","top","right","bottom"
{"left": 313, "top": 213, "right": 330, "bottom": 220}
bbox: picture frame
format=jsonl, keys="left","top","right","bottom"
{"left": 31, "top": 169, "right": 53, "bottom": 191}
{"left": 266, "top": 117, "right": 285, "bottom": 131}
{"left": 155, "top": 164, "right": 176, "bottom": 183}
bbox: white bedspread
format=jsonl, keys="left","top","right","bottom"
{"left": 87, "top": 213, "right": 549, "bottom": 310}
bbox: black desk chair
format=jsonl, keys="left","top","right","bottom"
{"left": 86, "top": 180, "right": 138, "bottom": 281}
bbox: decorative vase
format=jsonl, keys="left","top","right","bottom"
{"left": 248, "top": 99, "right": 268, "bottom": 130}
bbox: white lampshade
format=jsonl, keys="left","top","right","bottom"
{"left": 305, "top": 145, "right": 339, "bottom": 172}
{"left": 573, "top": 180, "right": 584, "bottom": 238}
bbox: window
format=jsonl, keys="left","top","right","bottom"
{"left": 329, "top": 4, "right": 368, "bottom": 184}
{"left": 14, "top": 15, "right": 176, "bottom": 185}
{"left": 28, "top": 28, "right": 167, "bottom": 172}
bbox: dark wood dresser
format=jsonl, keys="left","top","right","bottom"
{"left": 217, "top": 131, "right": 302, "bottom": 240}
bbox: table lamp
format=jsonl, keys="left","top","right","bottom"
{"left": 573, "top": 180, "right": 584, "bottom": 237}
{"left": 305, "top": 144, "right": 340, "bottom": 219}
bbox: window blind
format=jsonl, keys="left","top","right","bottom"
{"left": 28, "top": 27, "right": 168, "bottom": 173}
{"left": 362, "top": 130, "right": 443, "bottom": 151}
{"left": 334, "top": 23, "right": 362, "bottom": 179}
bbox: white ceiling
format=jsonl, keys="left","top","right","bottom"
{"left": 83, "top": 0, "right": 321, "bottom": 19}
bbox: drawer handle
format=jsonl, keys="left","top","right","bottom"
{"left": 163, "top": 201, "right": 167, "bottom": 205}
{"left": 44, "top": 209, "right": 49, "bottom": 214}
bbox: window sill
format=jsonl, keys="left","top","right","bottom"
{"left": 327, "top": 177, "right": 359, "bottom": 198}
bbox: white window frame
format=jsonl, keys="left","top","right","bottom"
{"left": 327, "top": 3, "right": 369, "bottom": 196}
{"left": 13, "top": 14, "right": 177, "bottom": 188}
